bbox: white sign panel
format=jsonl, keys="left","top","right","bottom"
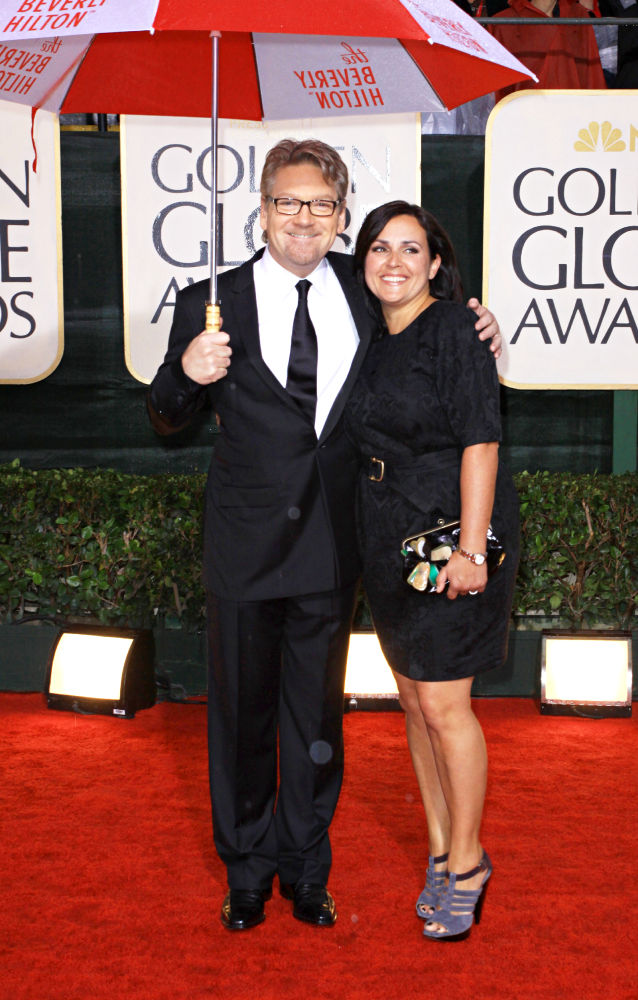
{"left": 121, "top": 114, "right": 421, "bottom": 384}
{"left": 0, "top": 99, "right": 62, "bottom": 384}
{"left": 253, "top": 36, "right": 444, "bottom": 118}
{"left": 0, "top": 0, "right": 158, "bottom": 41}
{"left": 485, "top": 91, "right": 638, "bottom": 389}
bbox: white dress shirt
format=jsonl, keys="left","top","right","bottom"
{"left": 253, "top": 247, "right": 359, "bottom": 436}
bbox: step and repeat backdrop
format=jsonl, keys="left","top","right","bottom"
{"left": 485, "top": 91, "right": 638, "bottom": 390}
{"left": 0, "top": 102, "right": 62, "bottom": 383}
{"left": 2, "top": 94, "right": 636, "bottom": 389}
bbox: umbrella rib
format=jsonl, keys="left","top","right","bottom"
{"left": 38, "top": 41, "right": 92, "bottom": 114}
{"left": 399, "top": 39, "right": 447, "bottom": 111}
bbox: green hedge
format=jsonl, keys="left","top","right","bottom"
{"left": 0, "top": 464, "right": 205, "bottom": 629}
{"left": 515, "top": 470, "right": 637, "bottom": 629}
{"left": 1, "top": 463, "right": 636, "bottom": 630}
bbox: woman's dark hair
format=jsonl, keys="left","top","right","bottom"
{"left": 354, "top": 201, "right": 464, "bottom": 304}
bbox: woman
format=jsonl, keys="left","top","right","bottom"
{"left": 344, "top": 202, "right": 519, "bottom": 940}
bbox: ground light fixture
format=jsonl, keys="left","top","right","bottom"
{"left": 44, "top": 626, "right": 156, "bottom": 718}
{"left": 345, "top": 631, "right": 399, "bottom": 710}
{"left": 540, "top": 629, "right": 633, "bottom": 718}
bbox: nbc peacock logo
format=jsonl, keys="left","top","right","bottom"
{"left": 574, "top": 122, "right": 626, "bottom": 152}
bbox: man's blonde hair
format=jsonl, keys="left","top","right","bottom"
{"left": 260, "top": 139, "right": 349, "bottom": 202}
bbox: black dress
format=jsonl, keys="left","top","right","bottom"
{"left": 344, "top": 300, "right": 520, "bottom": 682}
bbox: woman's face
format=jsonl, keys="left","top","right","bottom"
{"left": 363, "top": 214, "right": 441, "bottom": 313}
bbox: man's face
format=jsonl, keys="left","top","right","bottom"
{"left": 260, "top": 162, "right": 346, "bottom": 277}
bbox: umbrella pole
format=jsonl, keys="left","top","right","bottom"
{"left": 206, "top": 32, "right": 221, "bottom": 334}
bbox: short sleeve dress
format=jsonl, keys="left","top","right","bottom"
{"left": 344, "top": 300, "right": 520, "bottom": 682}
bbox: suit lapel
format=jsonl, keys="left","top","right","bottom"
{"left": 319, "top": 252, "right": 372, "bottom": 443}
{"left": 222, "top": 250, "right": 296, "bottom": 408}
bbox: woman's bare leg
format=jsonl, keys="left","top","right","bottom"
{"left": 415, "top": 677, "right": 489, "bottom": 928}
{"left": 394, "top": 672, "right": 451, "bottom": 855}
{"left": 393, "top": 671, "right": 450, "bottom": 912}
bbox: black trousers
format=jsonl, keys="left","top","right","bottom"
{"left": 206, "top": 583, "right": 357, "bottom": 891}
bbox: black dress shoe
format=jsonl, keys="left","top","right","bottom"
{"left": 221, "top": 888, "right": 270, "bottom": 930}
{"left": 280, "top": 881, "right": 337, "bottom": 926}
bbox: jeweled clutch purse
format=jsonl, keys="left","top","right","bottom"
{"left": 401, "top": 517, "right": 505, "bottom": 593}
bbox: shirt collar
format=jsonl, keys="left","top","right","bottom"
{"left": 261, "top": 246, "right": 331, "bottom": 295}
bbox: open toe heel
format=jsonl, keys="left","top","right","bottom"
{"left": 416, "top": 852, "right": 448, "bottom": 919}
{"left": 423, "top": 850, "right": 492, "bottom": 941}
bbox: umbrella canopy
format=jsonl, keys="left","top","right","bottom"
{"left": 0, "top": 0, "right": 535, "bottom": 116}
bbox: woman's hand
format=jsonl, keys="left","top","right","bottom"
{"left": 435, "top": 551, "right": 487, "bottom": 600}
{"left": 442, "top": 441, "right": 498, "bottom": 599}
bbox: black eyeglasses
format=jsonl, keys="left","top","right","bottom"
{"left": 266, "top": 196, "right": 343, "bottom": 217}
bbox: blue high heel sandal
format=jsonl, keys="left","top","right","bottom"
{"left": 423, "top": 851, "right": 492, "bottom": 941}
{"left": 416, "top": 852, "right": 449, "bottom": 919}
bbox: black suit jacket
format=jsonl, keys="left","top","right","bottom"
{"left": 149, "top": 249, "right": 372, "bottom": 600}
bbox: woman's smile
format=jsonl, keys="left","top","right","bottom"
{"left": 364, "top": 214, "right": 441, "bottom": 330}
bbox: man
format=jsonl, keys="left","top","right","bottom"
{"left": 148, "top": 139, "right": 500, "bottom": 931}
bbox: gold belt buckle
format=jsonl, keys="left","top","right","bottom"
{"left": 368, "top": 457, "right": 385, "bottom": 482}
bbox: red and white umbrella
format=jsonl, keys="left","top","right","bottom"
{"left": 0, "top": 0, "right": 534, "bottom": 306}
{"left": 0, "top": 0, "right": 534, "bottom": 116}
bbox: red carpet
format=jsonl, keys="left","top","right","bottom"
{"left": 1, "top": 695, "right": 636, "bottom": 1000}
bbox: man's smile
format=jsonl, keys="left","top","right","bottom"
{"left": 260, "top": 162, "right": 346, "bottom": 277}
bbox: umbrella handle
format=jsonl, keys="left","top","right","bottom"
{"left": 205, "top": 302, "right": 221, "bottom": 334}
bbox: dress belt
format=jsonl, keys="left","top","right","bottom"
{"left": 364, "top": 447, "right": 460, "bottom": 483}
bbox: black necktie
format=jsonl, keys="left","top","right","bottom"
{"left": 286, "top": 279, "right": 317, "bottom": 422}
